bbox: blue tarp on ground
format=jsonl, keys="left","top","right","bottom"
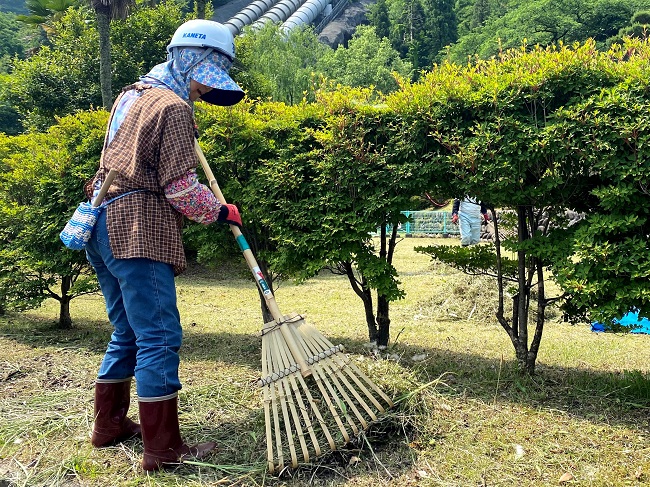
{"left": 591, "top": 310, "right": 650, "bottom": 334}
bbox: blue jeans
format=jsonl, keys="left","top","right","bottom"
{"left": 85, "top": 210, "right": 182, "bottom": 399}
{"left": 459, "top": 211, "right": 481, "bottom": 246}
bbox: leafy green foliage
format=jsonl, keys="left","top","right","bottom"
{"left": 606, "top": 8, "right": 650, "bottom": 47}
{"left": 0, "top": 73, "right": 21, "bottom": 133}
{"left": 192, "top": 39, "right": 650, "bottom": 357}
{"left": 546, "top": 79, "right": 650, "bottom": 323}
{"left": 235, "top": 23, "right": 329, "bottom": 104}
{"left": 0, "top": 11, "right": 25, "bottom": 63}
{"left": 194, "top": 99, "right": 330, "bottom": 279}
{"left": 316, "top": 25, "right": 413, "bottom": 94}
{"left": 4, "top": 31, "right": 650, "bottom": 361}
{"left": 109, "top": 0, "right": 185, "bottom": 88}
{"left": 414, "top": 243, "right": 518, "bottom": 279}
{"left": 367, "top": 0, "right": 458, "bottom": 69}
{"left": 192, "top": 91, "right": 441, "bottom": 342}
{"left": 0, "top": 110, "right": 107, "bottom": 326}
{"left": 15, "top": 0, "right": 78, "bottom": 37}
{"left": 235, "top": 23, "right": 412, "bottom": 104}
{"left": 7, "top": 1, "right": 183, "bottom": 130}
{"left": 0, "top": 0, "right": 28, "bottom": 14}
{"left": 446, "top": 0, "right": 649, "bottom": 64}
{"left": 402, "top": 38, "right": 650, "bottom": 370}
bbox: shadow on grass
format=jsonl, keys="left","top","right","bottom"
{"left": 0, "top": 315, "right": 414, "bottom": 485}
{"left": 1, "top": 313, "right": 648, "bottom": 431}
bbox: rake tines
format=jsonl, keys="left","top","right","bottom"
{"left": 195, "top": 141, "right": 394, "bottom": 473}
{"left": 259, "top": 313, "right": 394, "bottom": 473}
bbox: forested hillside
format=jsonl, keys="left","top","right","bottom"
{"left": 366, "top": 0, "right": 650, "bottom": 67}
{"left": 0, "top": 0, "right": 26, "bottom": 14}
{"left": 1, "top": 0, "right": 650, "bottom": 134}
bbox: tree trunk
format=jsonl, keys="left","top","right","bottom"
{"left": 242, "top": 229, "right": 275, "bottom": 324}
{"left": 58, "top": 276, "right": 72, "bottom": 329}
{"left": 531, "top": 276, "right": 546, "bottom": 358}
{"left": 462, "top": 207, "right": 547, "bottom": 376}
{"left": 376, "top": 295, "right": 390, "bottom": 347}
{"left": 331, "top": 217, "right": 399, "bottom": 346}
{"left": 359, "top": 287, "right": 378, "bottom": 343}
{"left": 493, "top": 208, "right": 509, "bottom": 330}
{"left": 510, "top": 205, "right": 547, "bottom": 376}
{"left": 494, "top": 206, "right": 542, "bottom": 375}
{"left": 375, "top": 221, "right": 399, "bottom": 347}
{"left": 342, "top": 262, "right": 378, "bottom": 342}
{"left": 95, "top": 5, "right": 113, "bottom": 109}
{"left": 376, "top": 221, "right": 391, "bottom": 347}
{"left": 516, "top": 206, "right": 528, "bottom": 349}
{"left": 257, "top": 290, "right": 273, "bottom": 323}
{"left": 59, "top": 298, "right": 72, "bottom": 329}
{"left": 526, "top": 256, "right": 547, "bottom": 375}
{"left": 256, "top": 259, "right": 274, "bottom": 324}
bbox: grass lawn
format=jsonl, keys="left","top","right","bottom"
{"left": 0, "top": 237, "right": 648, "bottom": 486}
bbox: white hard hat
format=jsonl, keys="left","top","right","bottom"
{"left": 167, "top": 19, "right": 236, "bottom": 61}
{"left": 166, "top": 19, "right": 244, "bottom": 106}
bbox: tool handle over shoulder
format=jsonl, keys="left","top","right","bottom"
{"left": 92, "top": 169, "right": 119, "bottom": 207}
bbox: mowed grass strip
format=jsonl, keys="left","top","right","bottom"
{"left": 0, "top": 237, "right": 647, "bottom": 486}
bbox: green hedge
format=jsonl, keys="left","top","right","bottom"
{"left": 3, "top": 38, "right": 650, "bottom": 324}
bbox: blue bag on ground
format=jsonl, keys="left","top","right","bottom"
{"left": 591, "top": 309, "right": 650, "bottom": 334}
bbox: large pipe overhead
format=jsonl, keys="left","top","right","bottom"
{"left": 281, "top": 0, "right": 329, "bottom": 33}
{"left": 225, "top": 0, "right": 277, "bottom": 35}
{"left": 250, "top": 0, "right": 304, "bottom": 29}
{"left": 224, "top": 0, "right": 335, "bottom": 36}
{"left": 225, "top": 22, "right": 239, "bottom": 36}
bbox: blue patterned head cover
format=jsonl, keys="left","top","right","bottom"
{"left": 140, "top": 47, "right": 244, "bottom": 106}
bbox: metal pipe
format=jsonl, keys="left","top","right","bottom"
{"left": 280, "top": 0, "right": 329, "bottom": 33}
{"left": 224, "top": 0, "right": 277, "bottom": 35}
{"left": 250, "top": 0, "right": 305, "bottom": 30}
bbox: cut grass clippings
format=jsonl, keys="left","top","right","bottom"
{"left": 0, "top": 237, "right": 648, "bottom": 486}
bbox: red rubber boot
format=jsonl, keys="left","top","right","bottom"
{"left": 139, "top": 394, "right": 216, "bottom": 471}
{"left": 91, "top": 379, "right": 141, "bottom": 447}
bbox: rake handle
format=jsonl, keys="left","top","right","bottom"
{"left": 194, "top": 139, "right": 311, "bottom": 377}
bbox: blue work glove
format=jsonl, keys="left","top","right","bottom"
{"left": 217, "top": 204, "right": 242, "bottom": 227}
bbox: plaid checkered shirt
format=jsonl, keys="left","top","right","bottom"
{"left": 85, "top": 88, "right": 198, "bottom": 275}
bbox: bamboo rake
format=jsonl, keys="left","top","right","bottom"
{"left": 195, "top": 140, "right": 394, "bottom": 472}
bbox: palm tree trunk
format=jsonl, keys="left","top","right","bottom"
{"left": 196, "top": 0, "right": 206, "bottom": 19}
{"left": 95, "top": 4, "right": 113, "bottom": 109}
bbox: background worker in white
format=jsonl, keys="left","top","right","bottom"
{"left": 451, "top": 196, "right": 489, "bottom": 246}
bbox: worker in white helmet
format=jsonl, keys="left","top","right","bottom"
{"left": 84, "top": 19, "right": 244, "bottom": 471}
